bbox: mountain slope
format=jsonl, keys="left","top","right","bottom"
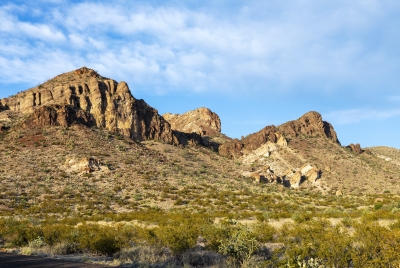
{"left": 0, "top": 67, "right": 177, "bottom": 144}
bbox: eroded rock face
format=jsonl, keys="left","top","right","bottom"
{"left": 1, "top": 67, "right": 178, "bottom": 144}
{"left": 347, "top": 143, "right": 363, "bottom": 154}
{"left": 163, "top": 107, "right": 221, "bottom": 137}
{"left": 24, "top": 104, "right": 96, "bottom": 128}
{"left": 278, "top": 111, "right": 339, "bottom": 143}
{"left": 219, "top": 111, "right": 339, "bottom": 159}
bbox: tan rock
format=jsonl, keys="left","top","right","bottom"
{"left": 300, "top": 164, "right": 313, "bottom": 175}
{"left": 289, "top": 171, "right": 303, "bottom": 188}
{"left": 1, "top": 67, "right": 178, "bottom": 145}
{"left": 163, "top": 107, "right": 221, "bottom": 137}
{"left": 277, "top": 136, "right": 287, "bottom": 147}
{"left": 336, "top": 190, "right": 343, "bottom": 196}
{"left": 305, "top": 167, "right": 320, "bottom": 183}
{"left": 65, "top": 157, "right": 106, "bottom": 174}
{"left": 325, "top": 166, "right": 331, "bottom": 171}
{"left": 251, "top": 172, "right": 261, "bottom": 183}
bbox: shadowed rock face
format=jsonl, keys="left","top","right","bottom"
{"left": 219, "top": 111, "right": 339, "bottom": 159}
{"left": 0, "top": 101, "right": 7, "bottom": 112}
{"left": 0, "top": 67, "right": 178, "bottom": 144}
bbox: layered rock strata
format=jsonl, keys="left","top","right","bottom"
{"left": 163, "top": 107, "right": 221, "bottom": 137}
{"left": 0, "top": 67, "right": 178, "bottom": 144}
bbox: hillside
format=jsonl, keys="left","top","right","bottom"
{"left": 1, "top": 67, "right": 400, "bottom": 267}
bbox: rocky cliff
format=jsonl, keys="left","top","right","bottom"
{"left": 163, "top": 108, "right": 221, "bottom": 137}
{"left": 219, "top": 111, "right": 339, "bottom": 159}
{"left": 278, "top": 111, "right": 339, "bottom": 143}
{"left": 0, "top": 67, "right": 178, "bottom": 144}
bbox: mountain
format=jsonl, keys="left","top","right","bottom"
{"left": 2, "top": 67, "right": 400, "bottom": 267}
{"left": 0, "top": 67, "right": 177, "bottom": 144}
{"left": 1, "top": 67, "right": 399, "bottom": 195}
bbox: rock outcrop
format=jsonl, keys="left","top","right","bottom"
{"left": 219, "top": 111, "right": 339, "bottom": 159}
{"left": 278, "top": 111, "right": 339, "bottom": 143}
{"left": 163, "top": 107, "right": 221, "bottom": 137}
{"left": 285, "top": 164, "right": 321, "bottom": 188}
{"left": 347, "top": 143, "right": 363, "bottom": 154}
{"left": 24, "top": 104, "right": 96, "bottom": 128}
{"left": 0, "top": 67, "right": 178, "bottom": 144}
{"left": 219, "top": 125, "right": 280, "bottom": 159}
{"left": 64, "top": 157, "right": 109, "bottom": 174}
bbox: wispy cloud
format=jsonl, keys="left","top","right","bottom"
{"left": 0, "top": 1, "right": 399, "bottom": 97}
{"left": 325, "top": 108, "right": 400, "bottom": 125}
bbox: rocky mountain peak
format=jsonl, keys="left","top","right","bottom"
{"left": 0, "top": 67, "right": 178, "bottom": 144}
{"left": 219, "top": 111, "right": 339, "bottom": 159}
{"left": 278, "top": 111, "right": 339, "bottom": 143}
{"left": 163, "top": 107, "right": 221, "bottom": 137}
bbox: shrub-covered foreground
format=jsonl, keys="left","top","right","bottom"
{"left": 1, "top": 213, "right": 400, "bottom": 267}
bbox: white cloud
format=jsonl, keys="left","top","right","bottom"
{"left": 325, "top": 109, "right": 400, "bottom": 125}
{"left": 0, "top": 0, "right": 399, "bottom": 97}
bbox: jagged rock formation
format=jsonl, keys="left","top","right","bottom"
{"left": 279, "top": 111, "right": 339, "bottom": 143}
{"left": 0, "top": 67, "right": 178, "bottom": 144}
{"left": 163, "top": 108, "right": 221, "bottom": 137}
{"left": 347, "top": 143, "right": 363, "bottom": 154}
{"left": 164, "top": 107, "right": 231, "bottom": 150}
{"left": 219, "top": 111, "right": 338, "bottom": 159}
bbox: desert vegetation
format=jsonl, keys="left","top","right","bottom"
{"left": 2, "top": 73, "right": 400, "bottom": 267}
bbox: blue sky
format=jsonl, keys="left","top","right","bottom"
{"left": 1, "top": 0, "right": 399, "bottom": 148}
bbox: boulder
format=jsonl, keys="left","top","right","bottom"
{"left": 65, "top": 157, "right": 108, "bottom": 174}
{"left": 305, "top": 167, "right": 320, "bottom": 183}
{"left": 289, "top": 171, "right": 303, "bottom": 188}
{"left": 347, "top": 143, "right": 363, "bottom": 154}
{"left": 336, "top": 190, "right": 343, "bottom": 196}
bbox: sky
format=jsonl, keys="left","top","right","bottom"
{"left": 0, "top": 0, "right": 399, "bottom": 148}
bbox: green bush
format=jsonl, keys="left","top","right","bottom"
{"left": 155, "top": 220, "right": 200, "bottom": 254}
{"left": 218, "top": 225, "right": 257, "bottom": 266}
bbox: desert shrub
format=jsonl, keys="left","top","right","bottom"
{"left": 292, "top": 212, "right": 313, "bottom": 224}
{"left": 218, "top": 226, "right": 258, "bottom": 266}
{"left": 50, "top": 241, "right": 80, "bottom": 255}
{"left": 182, "top": 249, "right": 226, "bottom": 267}
{"left": 116, "top": 244, "right": 171, "bottom": 266}
{"left": 202, "top": 221, "right": 234, "bottom": 251}
{"left": 251, "top": 221, "right": 276, "bottom": 243}
{"left": 154, "top": 219, "right": 200, "bottom": 254}
{"left": 76, "top": 224, "right": 123, "bottom": 255}
{"left": 281, "top": 219, "right": 352, "bottom": 267}
{"left": 351, "top": 221, "right": 400, "bottom": 267}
